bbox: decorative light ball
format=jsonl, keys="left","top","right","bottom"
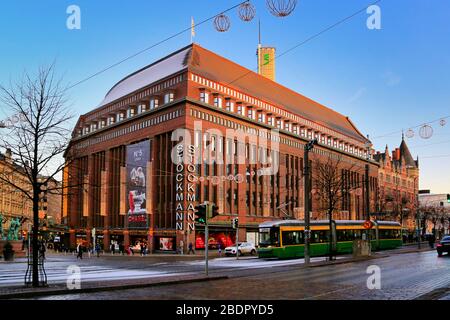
{"left": 266, "top": 0, "right": 297, "bottom": 17}
{"left": 238, "top": 1, "right": 256, "bottom": 22}
{"left": 405, "top": 129, "right": 415, "bottom": 139}
{"left": 419, "top": 124, "right": 433, "bottom": 139}
{"left": 214, "top": 14, "right": 231, "bottom": 32}
{"left": 439, "top": 118, "right": 447, "bottom": 127}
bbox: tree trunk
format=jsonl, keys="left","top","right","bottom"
{"left": 32, "top": 186, "right": 39, "bottom": 287}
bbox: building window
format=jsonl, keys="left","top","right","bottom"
{"left": 150, "top": 98, "right": 159, "bottom": 109}
{"left": 164, "top": 92, "right": 174, "bottom": 104}
{"left": 108, "top": 116, "right": 115, "bottom": 125}
{"left": 276, "top": 119, "right": 283, "bottom": 129}
{"left": 128, "top": 107, "right": 136, "bottom": 118}
{"left": 257, "top": 112, "right": 265, "bottom": 123}
{"left": 284, "top": 122, "right": 290, "bottom": 132}
{"left": 268, "top": 116, "right": 274, "bottom": 126}
{"left": 225, "top": 99, "right": 234, "bottom": 112}
{"left": 213, "top": 96, "right": 222, "bottom": 108}
{"left": 200, "top": 91, "right": 209, "bottom": 103}
{"left": 247, "top": 108, "right": 254, "bottom": 119}
{"left": 139, "top": 104, "right": 147, "bottom": 113}
{"left": 237, "top": 104, "right": 245, "bottom": 115}
{"left": 293, "top": 125, "right": 299, "bottom": 135}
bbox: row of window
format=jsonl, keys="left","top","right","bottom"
{"left": 199, "top": 90, "right": 370, "bottom": 160}
{"left": 74, "top": 109, "right": 182, "bottom": 150}
{"left": 192, "top": 73, "right": 344, "bottom": 143}
{"left": 78, "top": 92, "right": 175, "bottom": 137}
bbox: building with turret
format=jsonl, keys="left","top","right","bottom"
{"left": 374, "top": 136, "right": 419, "bottom": 233}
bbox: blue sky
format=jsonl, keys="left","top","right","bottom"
{"left": 0, "top": 0, "right": 449, "bottom": 193}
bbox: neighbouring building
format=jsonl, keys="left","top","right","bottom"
{"left": 0, "top": 149, "right": 32, "bottom": 239}
{"left": 418, "top": 190, "right": 450, "bottom": 237}
{"left": 63, "top": 44, "right": 380, "bottom": 253}
{"left": 374, "top": 136, "right": 420, "bottom": 233}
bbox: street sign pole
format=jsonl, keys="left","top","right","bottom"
{"left": 236, "top": 219, "right": 239, "bottom": 260}
{"left": 303, "top": 142, "right": 311, "bottom": 265}
{"left": 205, "top": 202, "right": 209, "bottom": 276}
{"left": 205, "top": 222, "right": 209, "bottom": 276}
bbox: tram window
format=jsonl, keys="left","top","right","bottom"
{"left": 281, "top": 231, "right": 304, "bottom": 246}
{"left": 310, "top": 230, "right": 329, "bottom": 243}
{"left": 379, "top": 229, "right": 401, "bottom": 239}
{"left": 336, "top": 229, "right": 367, "bottom": 241}
{"left": 259, "top": 229, "right": 280, "bottom": 247}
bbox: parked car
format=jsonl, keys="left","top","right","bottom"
{"left": 224, "top": 242, "right": 257, "bottom": 256}
{"left": 437, "top": 235, "right": 450, "bottom": 257}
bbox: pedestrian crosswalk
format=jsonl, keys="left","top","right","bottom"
{"left": 0, "top": 263, "right": 192, "bottom": 287}
{"left": 187, "top": 256, "right": 345, "bottom": 269}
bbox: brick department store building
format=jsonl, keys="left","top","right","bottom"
{"left": 63, "top": 44, "right": 380, "bottom": 253}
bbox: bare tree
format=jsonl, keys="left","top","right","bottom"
{"left": 311, "top": 154, "right": 363, "bottom": 260}
{"left": 0, "top": 65, "right": 73, "bottom": 287}
{"left": 418, "top": 203, "right": 450, "bottom": 239}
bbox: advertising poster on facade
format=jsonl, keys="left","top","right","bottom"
{"left": 158, "top": 237, "right": 175, "bottom": 251}
{"left": 126, "top": 140, "right": 150, "bottom": 229}
{"left": 195, "top": 232, "right": 236, "bottom": 249}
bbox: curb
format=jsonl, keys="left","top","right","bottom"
{"left": 0, "top": 275, "right": 228, "bottom": 300}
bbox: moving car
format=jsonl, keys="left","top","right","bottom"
{"left": 224, "top": 242, "right": 257, "bottom": 256}
{"left": 437, "top": 235, "right": 450, "bottom": 257}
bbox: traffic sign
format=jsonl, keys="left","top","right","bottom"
{"left": 363, "top": 220, "right": 373, "bottom": 229}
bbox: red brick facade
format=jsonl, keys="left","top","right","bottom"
{"left": 374, "top": 138, "right": 419, "bottom": 231}
{"left": 63, "top": 44, "right": 380, "bottom": 252}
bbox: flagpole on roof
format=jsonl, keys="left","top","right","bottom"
{"left": 191, "top": 17, "right": 195, "bottom": 44}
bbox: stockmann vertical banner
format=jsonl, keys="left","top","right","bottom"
{"left": 126, "top": 140, "right": 150, "bottom": 229}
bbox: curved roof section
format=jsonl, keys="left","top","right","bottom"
{"left": 95, "top": 44, "right": 367, "bottom": 142}
{"left": 98, "top": 46, "right": 191, "bottom": 107}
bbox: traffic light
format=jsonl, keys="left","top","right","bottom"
{"left": 232, "top": 218, "right": 239, "bottom": 229}
{"left": 208, "top": 204, "right": 219, "bottom": 219}
{"left": 194, "top": 204, "right": 207, "bottom": 224}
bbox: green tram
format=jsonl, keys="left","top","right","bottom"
{"left": 258, "top": 220, "right": 402, "bottom": 259}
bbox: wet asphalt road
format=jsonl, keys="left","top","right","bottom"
{"left": 23, "top": 249, "right": 450, "bottom": 300}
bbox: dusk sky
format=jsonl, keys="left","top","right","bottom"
{"left": 1, "top": 0, "right": 449, "bottom": 193}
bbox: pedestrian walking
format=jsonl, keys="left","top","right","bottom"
{"left": 179, "top": 240, "right": 184, "bottom": 255}
{"left": 95, "top": 243, "right": 101, "bottom": 258}
{"left": 188, "top": 242, "right": 195, "bottom": 255}
{"left": 38, "top": 241, "right": 46, "bottom": 260}
{"left": 110, "top": 243, "right": 115, "bottom": 255}
{"left": 428, "top": 234, "right": 435, "bottom": 249}
{"left": 218, "top": 243, "right": 222, "bottom": 257}
{"left": 76, "top": 243, "right": 83, "bottom": 259}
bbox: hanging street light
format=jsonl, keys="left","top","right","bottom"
{"left": 214, "top": 14, "right": 231, "bottom": 32}
{"left": 266, "top": 0, "right": 298, "bottom": 17}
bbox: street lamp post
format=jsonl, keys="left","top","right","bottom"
{"left": 303, "top": 139, "right": 317, "bottom": 265}
{"left": 364, "top": 139, "right": 371, "bottom": 243}
{"left": 364, "top": 138, "right": 371, "bottom": 222}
